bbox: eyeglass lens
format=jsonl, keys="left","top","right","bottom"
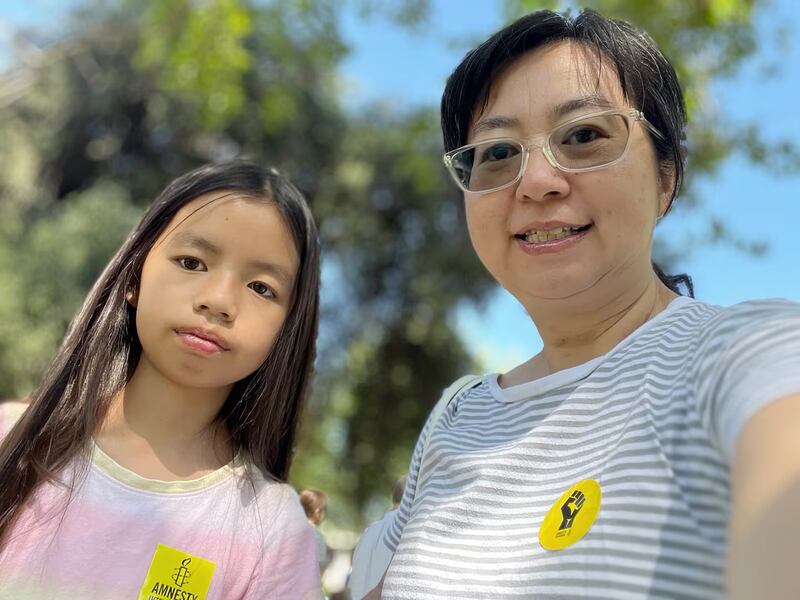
{"left": 450, "top": 113, "right": 632, "bottom": 192}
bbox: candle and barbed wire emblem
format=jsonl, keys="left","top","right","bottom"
{"left": 172, "top": 557, "right": 192, "bottom": 587}
{"left": 137, "top": 544, "right": 216, "bottom": 600}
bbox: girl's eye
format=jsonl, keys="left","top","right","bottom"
{"left": 563, "top": 127, "right": 602, "bottom": 145}
{"left": 249, "top": 281, "right": 276, "bottom": 299}
{"left": 177, "top": 257, "right": 206, "bottom": 271}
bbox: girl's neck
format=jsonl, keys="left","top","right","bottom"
{"left": 501, "top": 276, "right": 678, "bottom": 387}
{"left": 95, "top": 357, "right": 234, "bottom": 481}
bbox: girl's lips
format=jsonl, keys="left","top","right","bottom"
{"left": 514, "top": 225, "right": 591, "bottom": 256}
{"left": 174, "top": 329, "right": 229, "bottom": 354}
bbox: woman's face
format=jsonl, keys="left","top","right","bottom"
{"left": 463, "top": 42, "right": 671, "bottom": 306}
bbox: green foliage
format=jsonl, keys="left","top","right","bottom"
{"left": 0, "top": 0, "right": 484, "bottom": 531}
{"left": 136, "top": 0, "right": 253, "bottom": 129}
{"left": 293, "top": 107, "right": 492, "bottom": 527}
{"left": 0, "top": 182, "right": 141, "bottom": 397}
{"left": 0, "top": 0, "right": 793, "bottom": 534}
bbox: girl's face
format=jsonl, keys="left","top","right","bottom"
{"left": 463, "top": 42, "right": 671, "bottom": 306}
{"left": 133, "top": 193, "right": 299, "bottom": 391}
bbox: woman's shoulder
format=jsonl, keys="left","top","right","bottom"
{"left": 681, "top": 297, "right": 800, "bottom": 367}
{"left": 0, "top": 399, "right": 30, "bottom": 440}
{"left": 697, "top": 297, "right": 800, "bottom": 336}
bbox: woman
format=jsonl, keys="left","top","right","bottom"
{"left": 367, "top": 8, "right": 800, "bottom": 600}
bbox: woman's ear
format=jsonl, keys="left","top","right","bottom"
{"left": 658, "top": 162, "right": 676, "bottom": 219}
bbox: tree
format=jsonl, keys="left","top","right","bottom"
{"left": 0, "top": 0, "right": 490, "bottom": 531}
{"left": 0, "top": 0, "right": 795, "bottom": 533}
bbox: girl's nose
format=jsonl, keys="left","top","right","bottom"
{"left": 194, "top": 277, "right": 238, "bottom": 322}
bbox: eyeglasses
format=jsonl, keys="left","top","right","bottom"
{"left": 443, "top": 109, "right": 664, "bottom": 194}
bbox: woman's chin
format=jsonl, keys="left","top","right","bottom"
{"left": 506, "top": 275, "right": 602, "bottom": 305}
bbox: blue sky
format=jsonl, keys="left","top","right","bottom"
{"left": 341, "top": 1, "right": 800, "bottom": 371}
{"left": 3, "top": 0, "right": 799, "bottom": 373}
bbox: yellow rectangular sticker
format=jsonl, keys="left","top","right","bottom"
{"left": 138, "top": 543, "right": 216, "bottom": 600}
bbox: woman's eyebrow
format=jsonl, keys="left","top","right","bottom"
{"left": 551, "top": 95, "right": 615, "bottom": 118}
{"left": 471, "top": 115, "right": 521, "bottom": 136}
{"left": 471, "top": 95, "right": 615, "bottom": 137}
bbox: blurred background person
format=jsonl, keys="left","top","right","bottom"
{"left": 300, "top": 488, "right": 332, "bottom": 575}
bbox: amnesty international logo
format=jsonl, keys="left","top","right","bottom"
{"left": 137, "top": 544, "right": 216, "bottom": 600}
{"left": 172, "top": 557, "right": 192, "bottom": 587}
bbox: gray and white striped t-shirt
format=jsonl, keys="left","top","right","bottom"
{"left": 382, "top": 296, "right": 800, "bottom": 599}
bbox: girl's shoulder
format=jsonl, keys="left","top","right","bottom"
{"left": 0, "top": 399, "right": 29, "bottom": 440}
{"left": 240, "top": 460, "right": 308, "bottom": 521}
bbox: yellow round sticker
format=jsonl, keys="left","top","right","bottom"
{"left": 539, "top": 479, "right": 602, "bottom": 551}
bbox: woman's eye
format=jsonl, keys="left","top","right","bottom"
{"left": 563, "top": 127, "right": 601, "bottom": 145}
{"left": 479, "top": 143, "right": 520, "bottom": 163}
{"left": 249, "top": 281, "right": 276, "bottom": 299}
{"left": 177, "top": 257, "right": 205, "bottom": 271}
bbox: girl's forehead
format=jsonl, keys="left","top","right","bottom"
{"left": 160, "top": 192, "right": 274, "bottom": 238}
{"left": 154, "top": 191, "right": 292, "bottom": 251}
{"left": 171, "top": 191, "right": 266, "bottom": 222}
{"left": 472, "top": 42, "right": 627, "bottom": 133}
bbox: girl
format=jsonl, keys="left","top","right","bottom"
{"left": 365, "top": 8, "right": 800, "bottom": 600}
{"left": 0, "top": 160, "right": 322, "bottom": 599}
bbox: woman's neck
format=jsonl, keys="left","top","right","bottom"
{"left": 501, "top": 276, "right": 678, "bottom": 387}
{"left": 95, "top": 357, "right": 234, "bottom": 481}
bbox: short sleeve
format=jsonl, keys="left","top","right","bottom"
{"left": 245, "top": 484, "right": 322, "bottom": 600}
{"left": 381, "top": 374, "right": 481, "bottom": 553}
{"left": 692, "top": 299, "right": 800, "bottom": 462}
{"left": 381, "top": 413, "right": 431, "bottom": 553}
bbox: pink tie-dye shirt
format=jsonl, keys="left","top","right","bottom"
{"left": 0, "top": 401, "right": 321, "bottom": 599}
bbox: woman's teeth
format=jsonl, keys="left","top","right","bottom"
{"left": 523, "top": 226, "right": 585, "bottom": 243}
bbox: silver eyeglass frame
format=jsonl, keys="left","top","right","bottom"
{"left": 442, "top": 109, "right": 665, "bottom": 195}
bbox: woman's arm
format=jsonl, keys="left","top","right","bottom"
{"left": 728, "top": 392, "right": 800, "bottom": 599}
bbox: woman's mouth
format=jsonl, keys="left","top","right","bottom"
{"left": 516, "top": 224, "right": 592, "bottom": 244}
{"left": 513, "top": 223, "right": 592, "bottom": 255}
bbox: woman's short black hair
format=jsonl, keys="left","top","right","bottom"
{"left": 441, "top": 9, "right": 693, "bottom": 296}
{"left": 442, "top": 9, "right": 686, "bottom": 204}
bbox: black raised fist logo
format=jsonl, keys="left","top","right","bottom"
{"left": 558, "top": 490, "right": 586, "bottom": 530}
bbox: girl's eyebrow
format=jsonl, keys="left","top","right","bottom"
{"left": 171, "top": 231, "right": 294, "bottom": 286}
{"left": 172, "top": 231, "right": 220, "bottom": 255}
{"left": 471, "top": 95, "right": 616, "bottom": 137}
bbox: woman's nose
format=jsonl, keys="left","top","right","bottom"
{"left": 514, "top": 147, "right": 570, "bottom": 203}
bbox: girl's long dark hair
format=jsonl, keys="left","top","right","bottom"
{"left": 0, "top": 160, "right": 320, "bottom": 544}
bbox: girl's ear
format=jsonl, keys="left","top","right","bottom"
{"left": 125, "top": 289, "right": 138, "bottom": 308}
